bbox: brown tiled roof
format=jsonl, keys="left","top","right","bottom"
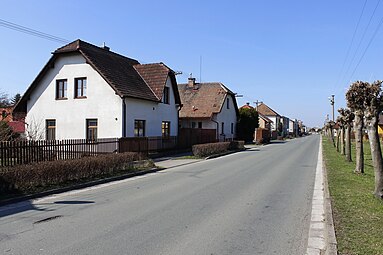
{"left": 55, "top": 40, "right": 158, "bottom": 101}
{"left": 257, "top": 103, "right": 280, "bottom": 117}
{"left": 178, "top": 82, "right": 238, "bottom": 119}
{"left": 15, "top": 40, "right": 181, "bottom": 112}
{"left": 134, "top": 63, "right": 170, "bottom": 101}
{"left": 240, "top": 103, "right": 254, "bottom": 109}
{"left": 258, "top": 112, "right": 272, "bottom": 123}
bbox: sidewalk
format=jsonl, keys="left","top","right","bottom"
{"left": 152, "top": 152, "right": 204, "bottom": 169}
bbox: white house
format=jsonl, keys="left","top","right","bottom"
{"left": 178, "top": 77, "right": 239, "bottom": 141}
{"left": 14, "top": 40, "right": 182, "bottom": 140}
{"left": 289, "top": 118, "right": 299, "bottom": 137}
{"left": 257, "top": 103, "right": 281, "bottom": 139}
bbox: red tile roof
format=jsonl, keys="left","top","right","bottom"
{"left": 8, "top": 121, "right": 25, "bottom": 133}
{"left": 15, "top": 40, "right": 181, "bottom": 112}
{"left": 257, "top": 103, "right": 280, "bottom": 117}
{"left": 178, "top": 82, "right": 238, "bottom": 119}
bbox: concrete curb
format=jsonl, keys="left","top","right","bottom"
{"left": 306, "top": 136, "right": 337, "bottom": 255}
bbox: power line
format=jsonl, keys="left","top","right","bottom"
{"left": 349, "top": 13, "right": 383, "bottom": 80}
{"left": 0, "top": 18, "right": 69, "bottom": 44}
{"left": 342, "top": 0, "right": 381, "bottom": 83}
{"left": 334, "top": 0, "right": 367, "bottom": 90}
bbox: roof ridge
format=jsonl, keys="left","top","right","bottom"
{"left": 54, "top": 39, "right": 140, "bottom": 64}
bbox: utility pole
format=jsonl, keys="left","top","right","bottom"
{"left": 254, "top": 100, "right": 263, "bottom": 112}
{"left": 329, "top": 95, "right": 335, "bottom": 121}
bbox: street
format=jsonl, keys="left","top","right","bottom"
{"left": 0, "top": 135, "right": 319, "bottom": 255}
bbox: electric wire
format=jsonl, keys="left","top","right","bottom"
{"left": 342, "top": 0, "right": 381, "bottom": 84}
{"left": 348, "top": 14, "right": 383, "bottom": 80}
{"left": 334, "top": 0, "right": 367, "bottom": 91}
{"left": 0, "top": 18, "right": 69, "bottom": 44}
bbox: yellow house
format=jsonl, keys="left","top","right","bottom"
{"left": 378, "top": 114, "right": 383, "bottom": 137}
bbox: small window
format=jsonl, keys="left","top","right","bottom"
{"left": 191, "top": 122, "right": 196, "bottom": 129}
{"left": 226, "top": 98, "right": 230, "bottom": 109}
{"left": 86, "top": 119, "right": 98, "bottom": 141}
{"left": 231, "top": 123, "right": 234, "bottom": 134}
{"left": 163, "top": 87, "right": 170, "bottom": 104}
{"left": 75, "top": 78, "right": 87, "bottom": 98}
{"left": 162, "top": 121, "right": 170, "bottom": 138}
{"left": 56, "top": 79, "right": 67, "bottom": 99}
{"left": 221, "top": 122, "right": 225, "bottom": 134}
{"left": 198, "top": 122, "right": 202, "bottom": 129}
{"left": 134, "top": 120, "right": 145, "bottom": 137}
{"left": 46, "top": 119, "right": 56, "bottom": 140}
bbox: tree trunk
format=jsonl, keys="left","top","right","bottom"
{"left": 330, "top": 128, "right": 335, "bottom": 147}
{"left": 354, "top": 114, "right": 364, "bottom": 174}
{"left": 336, "top": 130, "right": 340, "bottom": 152}
{"left": 340, "top": 127, "right": 345, "bottom": 155}
{"left": 345, "top": 125, "right": 352, "bottom": 162}
{"left": 366, "top": 116, "right": 383, "bottom": 199}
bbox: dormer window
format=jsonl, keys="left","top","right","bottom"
{"left": 75, "top": 78, "right": 87, "bottom": 98}
{"left": 163, "top": 87, "right": 169, "bottom": 104}
{"left": 56, "top": 79, "right": 67, "bottom": 99}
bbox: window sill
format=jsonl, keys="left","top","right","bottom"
{"left": 75, "top": 96, "right": 87, "bottom": 99}
{"left": 56, "top": 98, "right": 68, "bottom": 100}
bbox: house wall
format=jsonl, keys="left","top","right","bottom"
{"left": 180, "top": 94, "right": 237, "bottom": 141}
{"left": 124, "top": 77, "right": 179, "bottom": 137}
{"left": 267, "top": 116, "right": 279, "bottom": 132}
{"left": 214, "top": 95, "right": 237, "bottom": 140}
{"left": 26, "top": 54, "right": 122, "bottom": 139}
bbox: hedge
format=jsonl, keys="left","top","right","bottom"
{"left": 0, "top": 152, "right": 152, "bottom": 194}
{"left": 192, "top": 141, "right": 245, "bottom": 158}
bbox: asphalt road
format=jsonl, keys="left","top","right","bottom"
{"left": 0, "top": 135, "right": 319, "bottom": 255}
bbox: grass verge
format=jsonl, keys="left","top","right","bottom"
{"left": 322, "top": 137, "right": 383, "bottom": 255}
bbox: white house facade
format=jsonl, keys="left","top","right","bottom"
{"left": 15, "top": 40, "right": 181, "bottom": 141}
{"left": 178, "top": 78, "right": 239, "bottom": 141}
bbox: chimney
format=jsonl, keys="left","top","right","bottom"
{"left": 188, "top": 73, "right": 197, "bottom": 89}
{"left": 246, "top": 102, "right": 250, "bottom": 106}
{"left": 102, "top": 42, "right": 110, "bottom": 51}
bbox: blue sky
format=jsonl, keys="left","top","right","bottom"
{"left": 1, "top": 0, "right": 383, "bottom": 127}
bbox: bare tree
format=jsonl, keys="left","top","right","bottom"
{"left": 346, "top": 81, "right": 366, "bottom": 174}
{"left": 362, "top": 81, "right": 383, "bottom": 198}
{"left": 343, "top": 108, "right": 354, "bottom": 162}
{"left": 0, "top": 91, "right": 10, "bottom": 107}
{"left": 25, "top": 117, "right": 44, "bottom": 140}
{"left": 336, "top": 114, "right": 345, "bottom": 155}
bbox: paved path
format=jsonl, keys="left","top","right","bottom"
{"left": 0, "top": 135, "right": 319, "bottom": 255}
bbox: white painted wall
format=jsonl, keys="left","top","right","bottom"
{"left": 214, "top": 95, "right": 237, "bottom": 140}
{"left": 179, "top": 94, "right": 237, "bottom": 140}
{"left": 124, "top": 77, "right": 179, "bottom": 137}
{"left": 26, "top": 54, "right": 122, "bottom": 140}
{"left": 267, "top": 116, "right": 279, "bottom": 131}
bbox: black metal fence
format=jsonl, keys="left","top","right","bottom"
{"left": 0, "top": 136, "right": 178, "bottom": 167}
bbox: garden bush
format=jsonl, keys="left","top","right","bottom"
{"left": 192, "top": 141, "right": 245, "bottom": 158}
{"left": 0, "top": 152, "right": 151, "bottom": 194}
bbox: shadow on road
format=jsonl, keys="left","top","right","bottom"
{"left": 54, "top": 200, "right": 95, "bottom": 205}
{"left": 0, "top": 200, "right": 52, "bottom": 218}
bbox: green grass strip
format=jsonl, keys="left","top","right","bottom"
{"left": 322, "top": 136, "right": 383, "bottom": 255}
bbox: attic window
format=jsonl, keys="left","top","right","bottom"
{"left": 163, "top": 87, "right": 169, "bottom": 104}
{"left": 56, "top": 79, "right": 67, "bottom": 99}
{"left": 75, "top": 78, "right": 87, "bottom": 98}
{"left": 226, "top": 98, "right": 230, "bottom": 109}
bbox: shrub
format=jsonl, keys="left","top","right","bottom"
{"left": 0, "top": 152, "right": 151, "bottom": 194}
{"left": 229, "top": 140, "right": 245, "bottom": 150}
{"left": 192, "top": 142, "right": 230, "bottom": 157}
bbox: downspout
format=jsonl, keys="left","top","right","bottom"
{"left": 122, "top": 98, "right": 126, "bottom": 137}
{"left": 211, "top": 116, "right": 219, "bottom": 141}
